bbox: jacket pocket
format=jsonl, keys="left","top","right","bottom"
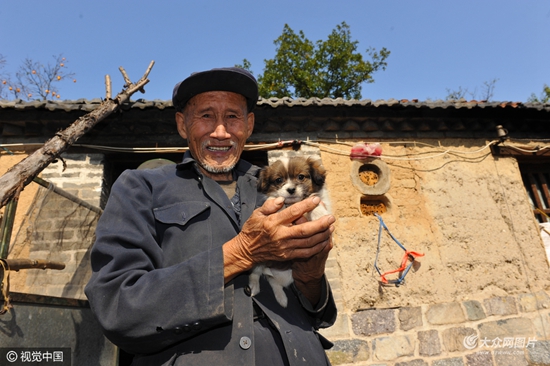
{"left": 153, "top": 201, "right": 210, "bottom": 226}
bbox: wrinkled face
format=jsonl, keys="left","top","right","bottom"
{"left": 175, "top": 91, "right": 254, "bottom": 181}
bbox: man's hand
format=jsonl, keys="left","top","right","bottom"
{"left": 223, "top": 196, "right": 335, "bottom": 283}
{"left": 292, "top": 233, "right": 333, "bottom": 306}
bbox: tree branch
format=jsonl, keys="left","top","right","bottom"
{"left": 0, "top": 61, "right": 155, "bottom": 209}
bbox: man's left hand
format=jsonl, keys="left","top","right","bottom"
{"left": 291, "top": 215, "right": 333, "bottom": 307}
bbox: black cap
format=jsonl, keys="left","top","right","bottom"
{"left": 172, "top": 67, "right": 259, "bottom": 112}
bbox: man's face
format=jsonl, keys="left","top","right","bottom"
{"left": 175, "top": 91, "right": 255, "bottom": 181}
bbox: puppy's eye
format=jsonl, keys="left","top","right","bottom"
{"left": 275, "top": 177, "right": 283, "bottom": 184}
{"left": 297, "top": 174, "right": 306, "bottom": 181}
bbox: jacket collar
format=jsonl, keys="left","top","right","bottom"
{"left": 177, "top": 151, "right": 261, "bottom": 180}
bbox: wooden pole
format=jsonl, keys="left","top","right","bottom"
{"left": 0, "top": 61, "right": 155, "bottom": 209}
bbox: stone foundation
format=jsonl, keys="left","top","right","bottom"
{"left": 322, "top": 291, "right": 550, "bottom": 365}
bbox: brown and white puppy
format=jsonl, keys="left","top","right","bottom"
{"left": 250, "top": 156, "right": 331, "bottom": 307}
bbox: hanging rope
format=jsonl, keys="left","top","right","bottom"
{"left": 374, "top": 213, "right": 424, "bottom": 286}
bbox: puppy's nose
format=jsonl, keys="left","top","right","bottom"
{"left": 287, "top": 187, "right": 296, "bottom": 195}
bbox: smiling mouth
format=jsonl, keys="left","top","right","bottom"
{"left": 207, "top": 146, "right": 232, "bottom": 152}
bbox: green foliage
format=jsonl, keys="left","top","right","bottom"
{"left": 528, "top": 84, "right": 550, "bottom": 103}
{"left": 241, "top": 22, "right": 389, "bottom": 99}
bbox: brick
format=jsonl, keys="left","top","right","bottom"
{"left": 34, "top": 220, "right": 57, "bottom": 231}
{"left": 418, "top": 329, "right": 441, "bottom": 356}
{"left": 63, "top": 182, "right": 100, "bottom": 189}
{"left": 372, "top": 335, "right": 414, "bottom": 361}
{"left": 478, "top": 318, "right": 534, "bottom": 340}
{"left": 57, "top": 173, "right": 82, "bottom": 178}
{"left": 525, "top": 340, "right": 550, "bottom": 365}
{"left": 399, "top": 306, "right": 423, "bottom": 331}
{"left": 533, "top": 312, "right": 550, "bottom": 339}
{"left": 325, "top": 339, "right": 369, "bottom": 365}
{"left": 325, "top": 267, "right": 340, "bottom": 279}
{"left": 319, "top": 313, "right": 350, "bottom": 339}
{"left": 484, "top": 296, "right": 517, "bottom": 316}
{"left": 518, "top": 291, "right": 550, "bottom": 313}
{"left": 88, "top": 154, "right": 105, "bottom": 164}
{"left": 465, "top": 351, "right": 494, "bottom": 366}
{"left": 352, "top": 308, "right": 396, "bottom": 336}
{"left": 433, "top": 358, "right": 465, "bottom": 366}
{"left": 61, "top": 154, "right": 88, "bottom": 161}
{"left": 395, "top": 359, "right": 428, "bottom": 366}
{"left": 442, "top": 327, "right": 478, "bottom": 352}
{"left": 33, "top": 229, "right": 75, "bottom": 242}
{"left": 493, "top": 349, "right": 527, "bottom": 366}
{"left": 463, "top": 300, "right": 486, "bottom": 321}
{"left": 41, "top": 172, "right": 61, "bottom": 178}
{"left": 426, "top": 302, "right": 466, "bottom": 325}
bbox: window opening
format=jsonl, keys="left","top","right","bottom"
{"left": 519, "top": 162, "right": 550, "bottom": 223}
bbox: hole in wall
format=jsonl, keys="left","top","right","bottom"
{"left": 360, "top": 195, "right": 390, "bottom": 216}
{"left": 350, "top": 160, "right": 390, "bottom": 196}
{"left": 358, "top": 164, "right": 381, "bottom": 186}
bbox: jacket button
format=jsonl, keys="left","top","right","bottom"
{"left": 244, "top": 286, "right": 252, "bottom": 296}
{"left": 239, "top": 336, "right": 252, "bottom": 350}
{"left": 183, "top": 324, "right": 191, "bottom": 332}
{"left": 192, "top": 321, "right": 201, "bottom": 331}
{"left": 173, "top": 327, "right": 183, "bottom": 335}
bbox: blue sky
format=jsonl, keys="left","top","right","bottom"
{"left": 1, "top": 0, "right": 549, "bottom": 102}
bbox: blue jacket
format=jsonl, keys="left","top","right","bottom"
{"left": 85, "top": 152, "right": 336, "bottom": 365}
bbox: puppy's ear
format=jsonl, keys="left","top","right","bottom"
{"left": 257, "top": 167, "right": 270, "bottom": 193}
{"left": 307, "top": 157, "right": 326, "bottom": 190}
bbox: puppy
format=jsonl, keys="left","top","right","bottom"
{"left": 250, "top": 156, "right": 331, "bottom": 307}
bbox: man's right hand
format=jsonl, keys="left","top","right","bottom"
{"left": 222, "top": 196, "right": 335, "bottom": 283}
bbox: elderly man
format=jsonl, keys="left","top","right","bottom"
{"left": 85, "top": 67, "right": 336, "bottom": 366}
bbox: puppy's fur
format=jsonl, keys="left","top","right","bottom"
{"left": 250, "top": 156, "right": 331, "bottom": 307}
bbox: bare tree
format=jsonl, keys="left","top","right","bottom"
{"left": 445, "top": 86, "right": 469, "bottom": 100}
{"left": 0, "top": 61, "right": 154, "bottom": 208}
{"left": 445, "top": 78, "right": 499, "bottom": 102}
{"left": 0, "top": 54, "right": 8, "bottom": 99}
{"left": 1, "top": 54, "right": 76, "bottom": 101}
{"left": 479, "top": 78, "right": 499, "bottom": 101}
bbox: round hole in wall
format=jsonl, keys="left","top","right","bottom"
{"left": 358, "top": 164, "right": 380, "bottom": 186}
{"left": 350, "top": 159, "right": 390, "bottom": 195}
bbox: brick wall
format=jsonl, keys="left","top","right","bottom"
{"left": 9, "top": 153, "right": 105, "bottom": 300}
{"left": 41, "top": 153, "right": 106, "bottom": 208}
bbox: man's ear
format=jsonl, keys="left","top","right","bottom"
{"left": 246, "top": 112, "right": 255, "bottom": 138}
{"left": 175, "top": 112, "right": 188, "bottom": 140}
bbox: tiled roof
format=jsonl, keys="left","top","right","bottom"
{"left": 258, "top": 97, "right": 550, "bottom": 111}
{"left": 0, "top": 98, "right": 549, "bottom": 146}
{"left": 1, "top": 97, "right": 548, "bottom": 111}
